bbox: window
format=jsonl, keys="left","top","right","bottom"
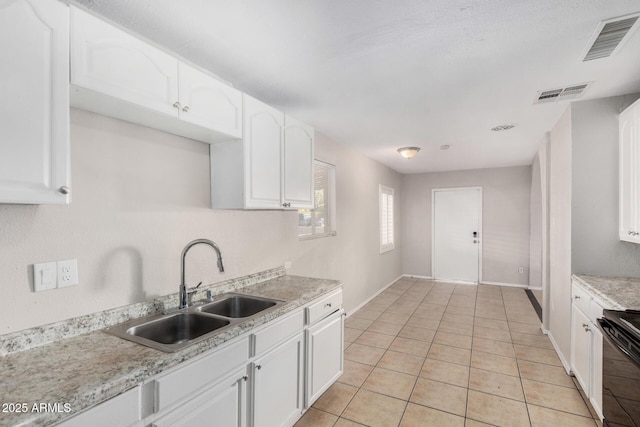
{"left": 298, "top": 160, "right": 336, "bottom": 239}
{"left": 379, "top": 184, "right": 394, "bottom": 253}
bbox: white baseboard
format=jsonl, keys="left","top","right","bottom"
{"left": 546, "top": 330, "right": 572, "bottom": 375}
{"left": 481, "top": 280, "right": 528, "bottom": 289}
{"left": 403, "top": 274, "right": 433, "bottom": 280}
{"left": 346, "top": 274, "right": 403, "bottom": 318}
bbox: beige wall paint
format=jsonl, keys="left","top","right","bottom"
{"left": 0, "top": 109, "right": 402, "bottom": 334}
{"left": 548, "top": 106, "right": 572, "bottom": 365}
{"left": 289, "top": 133, "right": 403, "bottom": 312}
{"left": 401, "top": 166, "right": 531, "bottom": 285}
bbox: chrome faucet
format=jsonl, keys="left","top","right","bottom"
{"left": 179, "top": 238, "right": 225, "bottom": 309}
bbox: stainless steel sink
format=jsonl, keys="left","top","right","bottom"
{"left": 104, "top": 293, "right": 285, "bottom": 352}
{"left": 127, "top": 313, "right": 229, "bottom": 345}
{"left": 195, "top": 294, "right": 282, "bottom": 318}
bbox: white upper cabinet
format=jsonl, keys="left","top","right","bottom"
{"left": 210, "top": 94, "right": 314, "bottom": 210}
{"left": 619, "top": 98, "right": 640, "bottom": 244}
{"left": 178, "top": 62, "right": 242, "bottom": 138}
{"left": 0, "top": 0, "right": 70, "bottom": 204}
{"left": 243, "top": 95, "right": 285, "bottom": 208}
{"left": 70, "top": 7, "right": 178, "bottom": 117}
{"left": 70, "top": 7, "right": 241, "bottom": 143}
{"left": 283, "top": 116, "right": 314, "bottom": 208}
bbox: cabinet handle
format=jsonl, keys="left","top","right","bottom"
{"left": 242, "top": 375, "right": 248, "bottom": 382}
{"left": 582, "top": 323, "right": 589, "bottom": 328}
{"left": 182, "top": 105, "right": 190, "bottom": 113}
{"left": 282, "top": 202, "right": 291, "bottom": 208}
{"left": 325, "top": 303, "right": 332, "bottom": 308}
{"left": 574, "top": 295, "right": 580, "bottom": 299}
{"left": 173, "top": 101, "right": 182, "bottom": 109}
{"left": 256, "top": 364, "right": 262, "bottom": 370}
{"left": 58, "top": 186, "right": 70, "bottom": 195}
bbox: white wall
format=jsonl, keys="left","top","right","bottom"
{"left": 571, "top": 94, "right": 640, "bottom": 277}
{"left": 0, "top": 109, "right": 402, "bottom": 334}
{"left": 548, "top": 106, "right": 572, "bottom": 365}
{"left": 402, "top": 166, "right": 531, "bottom": 285}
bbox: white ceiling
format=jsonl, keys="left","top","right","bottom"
{"left": 69, "top": 0, "right": 640, "bottom": 174}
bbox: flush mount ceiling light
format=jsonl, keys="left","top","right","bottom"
{"left": 397, "top": 146, "right": 421, "bottom": 159}
{"left": 491, "top": 124, "right": 517, "bottom": 132}
{"left": 440, "top": 145, "right": 450, "bottom": 150}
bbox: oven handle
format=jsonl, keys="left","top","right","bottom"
{"left": 597, "top": 318, "right": 640, "bottom": 369}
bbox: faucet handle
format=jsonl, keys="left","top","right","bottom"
{"left": 187, "top": 281, "right": 203, "bottom": 294}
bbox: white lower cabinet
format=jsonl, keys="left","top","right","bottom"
{"left": 570, "top": 280, "right": 605, "bottom": 420}
{"left": 57, "top": 386, "right": 142, "bottom": 427}
{"left": 151, "top": 367, "right": 247, "bottom": 427}
{"left": 251, "top": 333, "right": 304, "bottom": 427}
{"left": 305, "top": 310, "right": 344, "bottom": 407}
{"left": 57, "top": 289, "right": 343, "bottom": 427}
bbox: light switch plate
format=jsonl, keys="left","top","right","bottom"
{"left": 33, "top": 262, "right": 57, "bottom": 292}
{"left": 57, "top": 259, "right": 79, "bottom": 288}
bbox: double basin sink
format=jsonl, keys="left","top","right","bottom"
{"left": 104, "top": 294, "right": 286, "bottom": 352}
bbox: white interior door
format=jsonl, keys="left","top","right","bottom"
{"left": 433, "top": 187, "right": 481, "bottom": 283}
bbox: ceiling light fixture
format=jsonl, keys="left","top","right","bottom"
{"left": 491, "top": 124, "right": 516, "bottom": 132}
{"left": 397, "top": 146, "right": 421, "bottom": 159}
{"left": 440, "top": 145, "right": 450, "bottom": 150}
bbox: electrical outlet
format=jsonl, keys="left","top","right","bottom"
{"left": 518, "top": 266, "right": 524, "bottom": 274}
{"left": 57, "top": 259, "right": 79, "bottom": 288}
{"left": 33, "top": 262, "right": 57, "bottom": 292}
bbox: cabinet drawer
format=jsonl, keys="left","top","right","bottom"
{"left": 307, "top": 289, "right": 343, "bottom": 325}
{"left": 571, "top": 283, "right": 590, "bottom": 315}
{"left": 154, "top": 336, "right": 249, "bottom": 413}
{"left": 252, "top": 310, "right": 304, "bottom": 356}
{"left": 58, "top": 386, "right": 140, "bottom": 427}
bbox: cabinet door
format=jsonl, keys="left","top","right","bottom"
{"left": 0, "top": 0, "right": 70, "bottom": 204}
{"left": 178, "top": 62, "right": 242, "bottom": 138}
{"left": 243, "top": 95, "right": 284, "bottom": 209}
{"left": 619, "top": 99, "right": 640, "bottom": 243}
{"left": 70, "top": 7, "right": 178, "bottom": 117}
{"left": 305, "top": 310, "right": 344, "bottom": 407}
{"left": 571, "top": 305, "right": 591, "bottom": 396}
{"left": 282, "top": 116, "right": 314, "bottom": 209}
{"left": 151, "top": 368, "right": 247, "bottom": 427}
{"left": 252, "top": 333, "right": 303, "bottom": 427}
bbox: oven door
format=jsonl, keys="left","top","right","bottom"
{"left": 598, "top": 318, "right": 640, "bottom": 427}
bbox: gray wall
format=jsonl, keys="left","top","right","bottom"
{"left": 571, "top": 94, "right": 640, "bottom": 277}
{"left": 402, "top": 166, "right": 531, "bottom": 285}
{"left": 529, "top": 153, "right": 542, "bottom": 288}
{"left": 0, "top": 109, "right": 403, "bottom": 334}
{"left": 548, "top": 107, "right": 572, "bottom": 364}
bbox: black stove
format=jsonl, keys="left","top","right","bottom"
{"left": 598, "top": 309, "right": 640, "bottom": 426}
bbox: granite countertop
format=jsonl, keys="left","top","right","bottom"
{"left": 572, "top": 274, "right": 640, "bottom": 311}
{"left": 0, "top": 273, "right": 341, "bottom": 427}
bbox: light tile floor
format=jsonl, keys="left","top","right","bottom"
{"left": 295, "top": 278, "right": 602, "bottom": 427}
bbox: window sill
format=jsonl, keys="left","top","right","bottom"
{"left": 380, "top": 245, "right": 395, "bottom": 254}
{"left": 299, "top": 231, "right": 337, "bottom": 241}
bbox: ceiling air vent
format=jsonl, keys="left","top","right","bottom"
{"left": 582, "top": 13, "right": 640, "bottom": 61}
{"left": 534, "top": 83, "right": 591, "bottom": 104}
